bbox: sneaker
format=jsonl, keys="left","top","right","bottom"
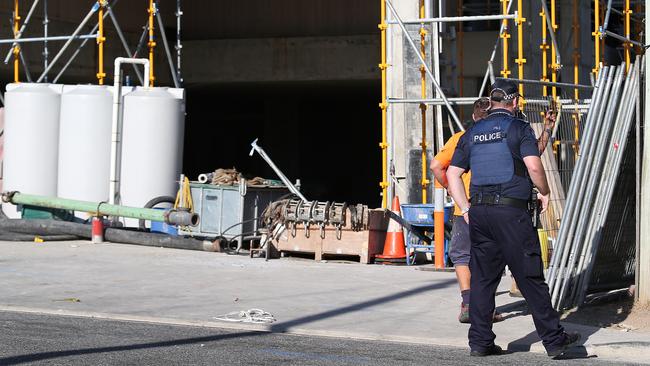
{"left": 458, "top": 302, "right": 470, "bottom": 323}
{"left": 470, "top": 344, "right": 504, "bottom": 357}
{"left": 546, "top": 332, "right": 581, "bottom": 358}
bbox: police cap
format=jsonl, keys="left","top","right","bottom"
{"left": 490, "top": 79, "right": 520, "bottom": 102}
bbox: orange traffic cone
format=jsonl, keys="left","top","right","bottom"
{"left": 376, "top": 196, "right": 407, "bottom": 264}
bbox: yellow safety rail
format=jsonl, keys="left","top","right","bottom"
{"left": 592, "top": 0, "right": 601, "bottom": 75}
{"left": 500, "top": 0, "right": 511, "bottom": 78}
{"left": 419, "top": 0, "right": 429, "bottom": 203}
{"left": 515, "top": 0, "right": 526, "bottom": 97}
{"left": 379, "top": 0, "right": 388, "bottom": 208}
{"left": 148, "top": 0, "right": 156, "bottom": 86}
{"left": 13, "top": 0, "right": 20, "bottom": 83}
{"left": 97, "top": 1, "right": 107, "bottom": 85}
{"left": 624, "top": 0, "right": 631, "bottom": 73}
{"left": 540, "top": 7, "right": 548, "bottom": 96}
{"left": 550, "top": 0, "right": 558, "bottom": 98}
{"left": 573, "top": 0, "right": 580, "bottom": 159}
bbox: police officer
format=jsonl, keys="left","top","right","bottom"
{"left": 445, "top": 79, "right": 580, "bottom": 358}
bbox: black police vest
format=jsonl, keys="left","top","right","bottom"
{"left": 469, "top": 114, "right": 527, "bottom": 190}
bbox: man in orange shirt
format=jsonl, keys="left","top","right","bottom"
{"left": 432, "top": 98, "right": 555, "bottom": 323}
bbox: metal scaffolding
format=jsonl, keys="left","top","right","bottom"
{"left": 0, "top": 0, "right": 183, "bottom": 87}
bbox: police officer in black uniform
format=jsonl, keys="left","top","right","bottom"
{"left": 445, "top": 79, "right": 580, "bottom": 358}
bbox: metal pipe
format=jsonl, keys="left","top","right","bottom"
{"left": 147, "top": 0, "right": 156, "bottom": 86}
{"left": 551, "top": 67, "right": 616, "bottom": 305}
{"left": 572, "top": 0, "right": 580, "bottom": 100}
{"left": 388, "top": 97, "right": 478, "bottom": 104}
{"left": 602, "top": 0, "right": 614, "bottom": 35}
{"left": 385, "top": 0, "right": 462, "bottom": 130}
{"left": 419, "top": 0, "right": 428, "bottom": 203}
{"left": 385, "top": 2, "right": 394, "bottom": 207}
{"left": 556, "top": 64, "right": 627, "bottom": 308}
{"left": 2, "top": 192, "right": 198, "bottom": 226}
{"left": 36, "top": 2, "right": 100, "bottom": 83}
{"left": 624, "top": 0, "right": 631, "bottom": 72}
{"left": 106, "top": 3, "right": 144, "bottom": 85}
{"left": 18, "top": 47, "right": 32, "bottom": 82}
{"left": 0, "top": 33, "right": 97, "bottom": 45}
{"left": 13, "top": 0, "right": 20, "bottom": 82}
{"left": 495, "top": 77, "right": 594, "bottom": 90}
{"left": 97, "top": 1, "right": 106, "bottom": 85}
{"left": 109, "top": 57, "right": 151, "bottom": 206}
{"left": 538, "top": 0, "right": 561, "bottom": 69}
{"left": 379, "top": 0, "right": 388, "bottom": 208}
{"left": 43, "top": 0, "right": 48, "bottom": 81}
{"left": 500, "top": 0, "right": 510, "bottom": 79}
{"left": 515, "top": 0, "right": 525, "bottom": 96}
{"left": 547, "top": 66, "right": 609, "bottom": 291}
{"left": 540, "top": 1, "right": 549, "bottom": 96}
{"left": 551, "top": 66, "right": 618, "bottom": 308}
{"left": 572, "top": 60, "right": 640, "bottom": 307}
{"left": 175, "top": 0, "right": 182, "bottom": 83}
{"left": 4, "top": 0, "right": 40, "bottom": 64}
{"left": 478, "top": 0, "right": 514, "bottom": 97}
{"left": 593, "top": 0, "right": 601, "bottom": 75}
{"left": 249, "top": 139, "right": 307, "bottom": 202}
{"left": 550, "top": 0, "right": 558, "bottom": 97}
{"left": 388, "top": 12, "right": 517, "bottom": 24}
{"left": 52, "top": 0, "right": 119, "bottom": 84}
{"left": 155, "top": 5, "right": 180, "bottom": 88}
{"left": 603, "top": 30, "right": 644, "bottom": 48}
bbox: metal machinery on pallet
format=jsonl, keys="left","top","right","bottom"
{"left": 179, "top": 180, "right": 289, "bottom": 251}
{"left": 281, "top": 199, "right": 368, "bottom": 240}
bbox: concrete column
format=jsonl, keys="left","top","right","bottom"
{"left": 637, "top": 0, "right": 650, "bottom": 304}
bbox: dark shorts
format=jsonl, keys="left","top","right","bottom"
{"left": 449, "top": 215, "right": 471, "bottom": 265}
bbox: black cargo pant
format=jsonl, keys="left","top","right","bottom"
{"left": 467, "top": 204, "right": 565, "bottom": 352}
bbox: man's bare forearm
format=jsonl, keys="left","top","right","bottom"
{"left": 431, "top": 160, "right": 448, "bottom": 188}
{"left": 447, "top": 166, "right": 469, "bottom": 210}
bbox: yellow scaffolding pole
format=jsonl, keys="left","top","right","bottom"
{"left": 624, "top": 0, "right": 631, "bottom": 73}
{"left": 379, "top": 0, "right": 389, "bottom": 208}
{"left": 97, "top": 1, "right": 107, "bottom": 85}
{"left": 419, "top": 0, "right": 429, "bottom": 203}
{"left": 592, "top": 0, "right": 601, "bottom": 76}
{"left": 148, "top": 0, "right": 156, "bottom": 86}
{"left": 515, "top": 0, "right": 526, "bottom": 97}
{"left": 13, "top": 0, "right": 20, "bottom": 83}
{"left": 550, "top": 0, "right": 558, "bottom": 98}
{"left": 500, "top": 0, "right": 511, "bottom": 78}
{"left": 540, "top": 7, "right": 548, "bottom": 96}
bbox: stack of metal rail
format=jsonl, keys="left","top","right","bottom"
{"left": 547, "top": 59, "right": 642, "bottom": 310}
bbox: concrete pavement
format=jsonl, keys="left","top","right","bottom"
{"left": 1, "top": 240, "right": 648, "bottom": 364}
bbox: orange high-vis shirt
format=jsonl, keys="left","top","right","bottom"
{"left": 433, "top": 131, "right": 471, "bottom": 217}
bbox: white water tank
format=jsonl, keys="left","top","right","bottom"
{"left": 120, "top": 87, "right": 185, "bottom": 226}
{"left": 57, "top": 85, "right": 113, "bottom": 218}
{"left": 2, "top": 83, "right": 61, "bottom": 218}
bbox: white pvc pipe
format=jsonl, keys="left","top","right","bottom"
{"left": 109, "top": 57, "right": 150, "bottom": 205}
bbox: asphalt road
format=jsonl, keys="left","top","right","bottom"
{"left": 0, "top": 311, "right": 640, "bottom": 366}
